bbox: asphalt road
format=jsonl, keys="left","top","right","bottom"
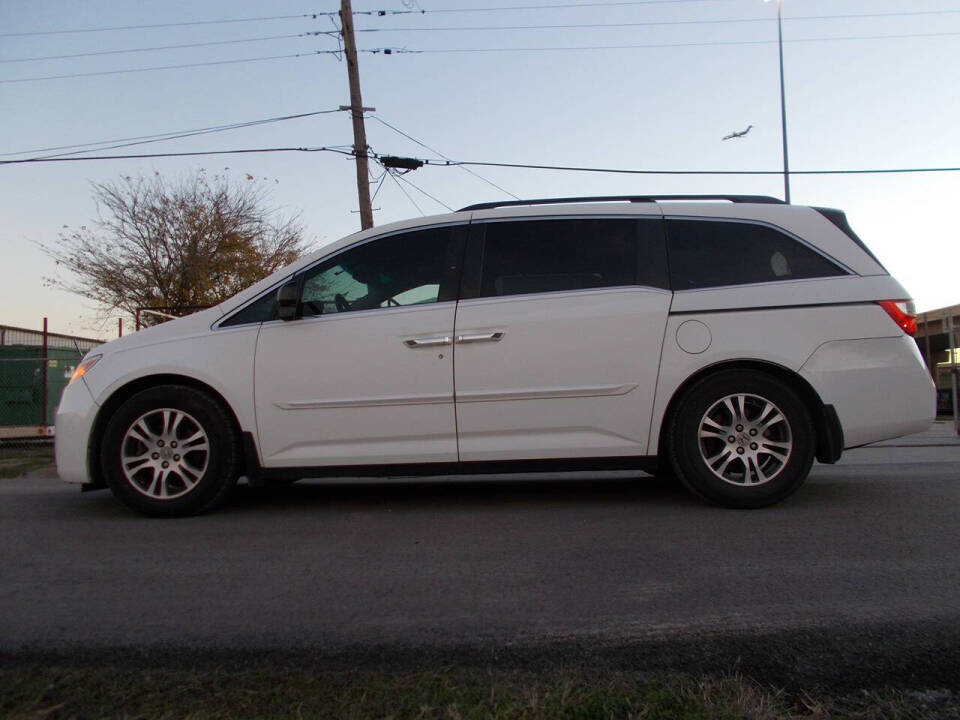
{"left": 2, "top": 422, "right": 960, "bottom": 685}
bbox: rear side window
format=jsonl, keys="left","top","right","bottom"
{"left": 666, "top": 219, "right": 847, "bottom": 290}
{"left": 478, "top": 218, "right": 660, "bottom": 298}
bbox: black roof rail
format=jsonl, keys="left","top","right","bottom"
{"left": 459, "top": 194, "right": 785, "bottom": 212}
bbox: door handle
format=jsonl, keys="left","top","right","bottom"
{"left": 455, "top": 331, "right": 505, "bottom": 344}
{"left": 403, "top": 335, "right": 452, "bottom": 348}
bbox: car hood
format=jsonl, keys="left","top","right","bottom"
{"left": 89, "top": 305, "right": 225, "bottom": 358}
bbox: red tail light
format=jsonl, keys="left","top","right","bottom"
{"left": 878, "top": 300, "right": 917, "bottom": 336}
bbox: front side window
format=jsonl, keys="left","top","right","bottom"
{"left": 666, "top": 219, "right": 848, "bottom": 290}
{"left": 477, "top": 218, "right": 641, "bottom": 298}
{"left": 300, "top": 226, "right": 462, "bottom": 316}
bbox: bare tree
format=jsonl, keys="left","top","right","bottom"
{"left": 43, "top": 170, "right": 306, "bottom": 324}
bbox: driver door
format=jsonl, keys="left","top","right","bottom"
{"left": 254, "top": 224, "right": 466, "bottom": 468}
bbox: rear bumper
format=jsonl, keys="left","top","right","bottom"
{"left": 800, "top": 336, "right": 936, "bottom": 448}
{"left": 54, "top": 379, "right": 98, "bottom": 484}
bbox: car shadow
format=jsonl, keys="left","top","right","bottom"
{"left": 222, "top": 472, "right": 698, "bottom": 514}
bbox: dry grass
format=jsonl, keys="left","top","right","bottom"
{"left": 2, "top": 666, "right": 957, "bottom": 720}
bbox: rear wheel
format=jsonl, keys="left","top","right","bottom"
{"left": 667, "top": 370, "right": 815, "bottom": 508}
{"left": 101, "top": 385, "right": 239, "bottom": 516}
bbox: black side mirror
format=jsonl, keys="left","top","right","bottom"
{"left": 277, "top": 281, "right": 300, "bottom": 321}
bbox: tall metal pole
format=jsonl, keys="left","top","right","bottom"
{"left": 41, "top": 317, "right": 48, "bottom": 429}
{"left": 340, "top": 0, "right": 374, "bottom": 230}
{"left": 776, "top": 0, "right": 791, "bottom": 204}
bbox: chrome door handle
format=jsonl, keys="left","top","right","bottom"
{"left": 455, "top": 331, "right": 504, "bottom": 344}
{"left": 403, "top": 335, "right": 452, "bottom": 348}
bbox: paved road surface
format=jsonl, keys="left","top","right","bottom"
{"left": 2, "top": 422, "right": 959, "bottom": 680}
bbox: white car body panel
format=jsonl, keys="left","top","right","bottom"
{"left": 454, "top": 287, "right": 671, "bottom": 461}
{"left": 799, "top": 336, "right": 934, "bottom": 447}
{"left": 254, "top": 302, "right": 458, "bottom": 466}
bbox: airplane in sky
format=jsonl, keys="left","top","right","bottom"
{"left": 722, "top": 124, "right": 754, "bottom": 141}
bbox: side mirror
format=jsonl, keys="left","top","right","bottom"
{"left": 277, "top": 281, "right": 299, "bottom": 321}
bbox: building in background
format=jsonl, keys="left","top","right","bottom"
{"left": 915, "top": 304, "right": 960, "bottom": 416}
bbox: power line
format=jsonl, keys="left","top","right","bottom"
{"left": 0, "top": 147, "right": 354, "bottom": 166}
{"left": 8, "top": 146, "right": 957, "bottom": 177}
{"left": 2, "top": 109, "right": 348, "bottom": 160}
{"left": 1, "top": 33, "right": 316, "bottom": 64}
{"left": 387, "top": 171, "right": 424, "bottom": 216}
{"left": 378, "top": 31, "right": 960, "bottom": 54}
{"left": 420, "top": 157, "right": 960, "bottom": 176}
{"left": 0, "top": 13, "right": 324, "bottom": 38}
{"left": 355, "top": 10, "right": 960, "bottom": 33}
{"left": 349, "top": 0, "right": 733, "bottom": 15}
{"left": 5, "top": 28, "right": 954, "bottom": 84}
{"left": 394, "top": 173, "right": 454, "bottom": 211}
{"left": 0, "top": 50, "right": 335, "bottom": 84}
{"left": 370, "top": 115, "right": 520, "bottom": 199}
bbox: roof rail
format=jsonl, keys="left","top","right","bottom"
{"left": 459, "top": 195, "right": 785, "bottom": 212}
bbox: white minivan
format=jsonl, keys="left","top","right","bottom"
{"left": 56, "top": 195, "right": 935, "bottom": 515}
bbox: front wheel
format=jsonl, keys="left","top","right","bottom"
{"left": 101, "top": 385, "right": 239, "bottom": 516}
{"left": 667, "top": 370, "right": 815, "bottom": 508}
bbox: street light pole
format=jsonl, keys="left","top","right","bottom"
{"left": 775, "top": 0, "right": 791, "bottom": 203}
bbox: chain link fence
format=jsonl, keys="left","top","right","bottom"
{"left": 0, "top": 324, "right": 104, "bottom": 470}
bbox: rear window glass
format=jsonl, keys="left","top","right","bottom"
{"left": 666, "top": 219, "right": 847, "bottom": 290}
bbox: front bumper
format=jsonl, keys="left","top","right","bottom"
{"left": 55, "top": 378, "right": 99, "bottom": 484}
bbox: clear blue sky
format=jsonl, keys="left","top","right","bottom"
{"left": 2, "top": 0, "right": 958, "bottom": 337}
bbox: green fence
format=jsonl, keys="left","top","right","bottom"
{"left": 0, "top": 324, "right": 104, "bottom": 449}
{"left": 0, "top": 346, "right": 85, "bottom": 428}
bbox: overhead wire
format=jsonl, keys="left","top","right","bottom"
{"left": 346, "top": 1, "right": 734, "bottom": 15}
{"left": 354, "top": 10, "right": 960, "bottom": 33}
{"left": 4, "top": 147, "right": 958, "bottom": 176}
{"left": 369, "top": 115, "right": 520, "bottom": 199}
{"left": 0, "top": 50, "right": 336, "bottom": 84}
{"left": 374, "top": 31, "right": 960, "bottom": 54}
{"left": 2, "top": 109, "right": 347, "bottom": 159}
{"left": 418, "top": 157, "right": 960, "bottom": 176}
{"left": 1, "top": 33, "right": 317, "bottom": 64}
{"left": 0, "top": 147, "right": 355, "bottom": 166}
{"left": 387, "top": 171, "right": 425, "bottom": 215}
{"left": 394, "top": 173, "right": 454, "bottom": 211}
{"left": 1, "top": 13, "right": 325, "bottom": 38}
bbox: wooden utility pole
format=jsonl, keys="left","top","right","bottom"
{"left": 340, "top": 0, "right": 374, "bottom": 230}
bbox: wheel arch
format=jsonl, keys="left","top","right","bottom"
{"left": 87, "top": 374, "right": 247, "bottom": 489}
{"left": 656, "top": 359, "right": 843, "bottom": 467}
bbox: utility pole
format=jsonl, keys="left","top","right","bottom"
{"left": 340, "top": 0, "right": 374, "bottom": 230}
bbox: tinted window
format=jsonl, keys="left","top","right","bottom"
{"left": 300, "top": 226, "right": 462, "bottom": 316}
{"left": 478, "top": 219, "right": 643, "bottom": 298}
{"left": 666, "top": 219, "right": 847, "bottom": 290}
{"left": 220, "top": 288, "right": 278, "bottom": 327}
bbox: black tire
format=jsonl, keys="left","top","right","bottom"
{"left": 100, "top": 385, "right": 240, "bottom": 517}
{"left": 667, "top": 370, "right": 815, "bottom": 508}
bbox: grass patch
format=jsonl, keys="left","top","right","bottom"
{"left": 1, "top": 666, "right": 956, "bottom": 719}
{"left": 0, "top": 448, "right": 54, "bottom": 479}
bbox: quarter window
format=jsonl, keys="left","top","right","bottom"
{"left": 477, "top": 219, "right": 649, "bottom": 298}
{"left": 666, "top": 219, "right": 847, "bottom": 290}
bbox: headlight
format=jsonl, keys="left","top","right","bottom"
{"left": 69, "top": 354, "right": 102, "bottom": 384}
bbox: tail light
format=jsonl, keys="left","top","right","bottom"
{"left": 878, "top": 300, "right": 917, "bottom": 336}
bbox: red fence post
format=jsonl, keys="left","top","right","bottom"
{"left": 118, "top": 317, "right": 123, "bottom": 338}
{"left": 41, "top": 317, "right": 48, "bottom": 428}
